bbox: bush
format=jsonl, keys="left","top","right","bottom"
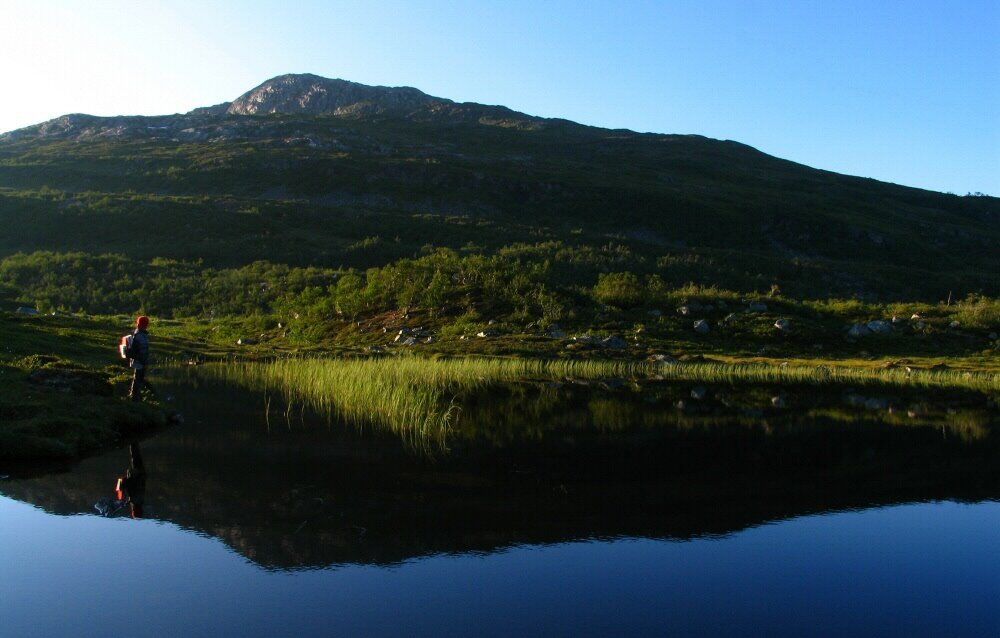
{"left": 592, "top": 272, "right": 645, "bottom": 308}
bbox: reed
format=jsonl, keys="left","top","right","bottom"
{"left": 203, "top": 356, "right": 1000, "bottom": 450}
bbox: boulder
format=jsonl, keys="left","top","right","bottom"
{"left": 910, "top": 313, "right": 922, "bottom": 320}
{"left": 722, "top": 313, "right": 737, "bottom": 324}
{"left": 476, "top": 329, "right": 498, "bottom": 338}
{"left": 601, "top": 335, "right": 627, "bottom": 349}
{"left": 402, "top": 337, "right": 417, "bottom": 346}
{"left": 676, "top": 305, "right": 692, "bottom": 316}
{"left": 693, "top": 320, "right": 710, "bottom": 334}
{"left": 15, "top": 307, "right": 39, "bottom": 315}
{"left": 948, "top": 320, "right": 960, "bottom": 329}
{"left": 773, "top": 318, "right": 791, "bottom": 332}
{"left": 866, "top": 320, "right": 892, "bottom": 335}
{"left": 847, "top": 323, "right": 870, "bottom": 338}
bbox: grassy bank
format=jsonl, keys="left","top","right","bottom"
{"left": 0, "top": 313, "right": 178, "bottom": 461}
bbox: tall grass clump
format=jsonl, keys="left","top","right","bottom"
{"left": 205, "top": 356, "right": 649, "bottom": 450}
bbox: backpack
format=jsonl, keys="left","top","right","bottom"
{"left": 118, "top": 333, "right": 136, "bottom": 360}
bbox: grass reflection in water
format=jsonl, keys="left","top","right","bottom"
{"left": 200, "top": 357, "right": 999, "bottom": 451}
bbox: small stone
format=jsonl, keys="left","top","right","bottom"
{"left": 693, "top": 319, "right": 710, "bottom": 334}
{"left": 773, "top": 318, "right": 791, "bottom": 332}
{"left": 949, "top": 320, "right": 960, "bottom": 329}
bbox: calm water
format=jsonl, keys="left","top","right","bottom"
{"left": 2, "top": 373, "right": 998, "bottom": 637}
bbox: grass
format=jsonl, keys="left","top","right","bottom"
{"left": 203, "top": 356, "right": 647, "bottom": 451}
{"left": 204, "top": 355, "right": 1000, "bottom": 451}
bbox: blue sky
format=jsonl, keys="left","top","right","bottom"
{"left": 1, "top": 0, "right": 997, "bottom": 194}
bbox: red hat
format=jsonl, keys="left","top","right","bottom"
{"left": 136, "top": 315, "right": 150, "bottom": 329}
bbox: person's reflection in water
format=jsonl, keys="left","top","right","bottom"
{"left": 96, "top": 442, "right": 147, "bottom": 518}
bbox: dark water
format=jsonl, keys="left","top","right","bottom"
{"left": 1, "top": 373, "right": 998, "bottom": 637}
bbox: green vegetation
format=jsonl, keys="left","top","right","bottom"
{"left": 1, "top": 101, "right": 996, "bottom": 462}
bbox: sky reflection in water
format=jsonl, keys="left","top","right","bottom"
{"left": 2, "top": 497, "right": 998, "bottom": 638}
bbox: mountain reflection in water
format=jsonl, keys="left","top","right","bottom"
{"left": 1, "top": 372, "right": 997, "bottom": 571}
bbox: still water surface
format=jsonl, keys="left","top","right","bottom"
{"left": 1, "top": 374, "right": 997, "bottom": 636}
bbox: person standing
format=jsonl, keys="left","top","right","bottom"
{"left": 129, "top": 315, "right": 151, "bottom": 401}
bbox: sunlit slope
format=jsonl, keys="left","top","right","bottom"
{"left": 1, "top": 83, "right": 997, "bottom": 298}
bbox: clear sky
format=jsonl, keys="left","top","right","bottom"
{"left": 1, "top": 0, "right": 997, "bottom": 194}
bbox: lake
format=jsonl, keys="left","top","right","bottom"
{"left": 2, "top": 371, "right": 998, "bottom": 637}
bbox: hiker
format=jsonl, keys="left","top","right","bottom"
{"left": 119, "top": 441, "right": 147, "bottom": 518}
{"left": 129, "top": 315, "right": 151, "bottom": 402}
{"left": 95, "top": 441, "right": 147, "bottom": 518}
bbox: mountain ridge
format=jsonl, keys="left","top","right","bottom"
{"left": 0, "top": 73, "right": 997, "bottom": 302}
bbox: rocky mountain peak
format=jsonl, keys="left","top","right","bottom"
{"left": 226, "top": 73, "right": 447, "bottom": 116}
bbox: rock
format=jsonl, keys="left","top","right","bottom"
{"left": 910, "top": 313, "right": 922, "bottom": 320}
{"left": 601, "top": 335, "right": 627, "bottom": 349}
{"left": 847, "top": 323, "right": 870, "bottom": 338}
{"left": 236, "top": 338, "right": 257, "bottom": 345}
{"left": 690, "top": 386, "right": 708, "bottom": 400}
{"left": 424, "top": 336, "right": 434, "bottom": 344}
{"left": 476, "top": 329, "right": 498, "bottom": 338}
{"left": 402, "top": 337, "right": 417, "bottom": 346}
{"left": 600, "top": 378, "right": 626, "bottom": 390}
{"left": 891, "top": 315, "right": 906, "bottom": 324}
{"left": 748, "top": 301, "right": 768, "bottom": 313}
{"left": 647, "top": 309, "right": 662, "bottom": 317}
{"left": 866, "top": 320, "right": 892, "bottom": 335}
{"left": 649, "top": 354, "right": 679, "bottom": 364}
{"left": 915, "top": 321, "right": 926, "bottom": 329}
{"left": 844, "top": 393, "right": 866, "bottom": 407}
{"left": 949, "top": 320, "right": 960, "bottom": 329}
{"left": 571, "top": 334, "right": 598, "bottom": 344}
{"left": 771, "top": 395, "right": 787, "bottom": 408}
{"left": 773, "top": 318, "right": 791, "bottom": 332}
{"left": 864, "top": 397, "right": 890, "bottom": 411}
{"left": 722, "top": 313, "right": 737, "bottom": 324}
{"left": 693, "top": 320, "right": 710, "bottom": 334}
{"left": 677, "top": 305, "right": 692, "bottom": 316}
{"left": 15, "top": 307, "right": 39, "bottom": 315}
{"left": 365, "top": 345, "right": 384, "bottom": 353}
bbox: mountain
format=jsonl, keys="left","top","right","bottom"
{"left": 0, "top": 73, "right": 997, "bottom": 305}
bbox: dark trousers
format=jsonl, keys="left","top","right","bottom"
{"left": 129, "top": 367, "right": 146, "bottom": 401}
